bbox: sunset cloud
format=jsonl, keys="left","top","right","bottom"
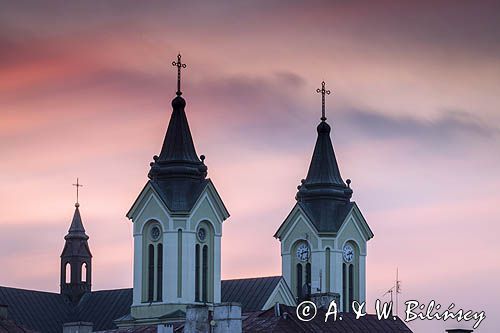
{"left": 1, "top": 1, "right": 499, "bottom": 332}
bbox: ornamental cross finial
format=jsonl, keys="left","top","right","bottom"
{"left": 72, "top": 178, "right": 83, "bottom": 206}
{"left": 316, "top": 81, "right": 331, "bottom": 121}
{"left": 172, "top": 53, "right": 187, "bottom": 96}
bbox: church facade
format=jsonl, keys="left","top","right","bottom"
{"left": 0, "top": 56, "right": 412, "bottom": 333}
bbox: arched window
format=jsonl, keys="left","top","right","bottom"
{"left": 142, "top": 221, "right": 163, "bottom": 303}
{"left": 65, "top": 263, "right": 71, "bottom": 284}
{"left": 305, "top": 263, "right": 311, "bottom": 296}
{"left": 177, "top": 229, "right": 183, "bottom": 298}
{"left": 343, "top": 263, "right": 347, "bottom": 311}
{"left": 194, "top": 221, "right": 214, "bottom": 303}
{"left": 348, "top": 264, "right": 354, "bottom": 308}
{"left": 291, "top": 240, "right": 311, "bottom": 300}
{"left": 81, "top": 263, "right": 87, "bottom": 283}
{"left": 148, "top": 244, "right": 154, "bottom": 302}
{"left": 157, "top": 244, "right": 163, "bottom": 301}
{"left": 342, "top": 241, "right": 359, "bottom": 312}
{"left": 325, "top": 248, "right": 331, "bottom": 292}
{"left": 202, "top": 245, "right": 208, "bottom": 302}
{"left": 195, "top": 244, "right": 200, "bottom": 302}
{"left": 296, "top": 263, "right": 303, "bottom": 299}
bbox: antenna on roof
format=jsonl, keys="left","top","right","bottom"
{"left": 395, "top": 267, "right": 402, "bottom": 317}
{"left": 382, "top": 286, "right": 394, "bottom": 310}
{"left": 382, "top": 268, "right": 402, "bottom": 317}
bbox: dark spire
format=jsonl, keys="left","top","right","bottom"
{"left": 148, "top": 54, "right": 207, "bottom": 181}
{"left": 296, "top": 82, "right": 352, "bottom": 203}
{"left": 66, "top": 203, "right": 87, "bottom": 238}
{"left": 60, "top": 196, "right": 92, "bottom": 302}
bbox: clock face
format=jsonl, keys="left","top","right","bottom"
{"left": 343, "top": 244, "right": 354, "bottom": 263}
{"left": 296, "top": 242, "right": 310, "bottom": 262}
{"left": 150, "top": 226, "right": 161, "bottom": 241}
{"left": 197, "top": 227, "right": 206, "bottom": 242}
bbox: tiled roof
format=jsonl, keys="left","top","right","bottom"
{"left": 0, "top": 277, "right": 285, "bottom": 332}
{"left": 242, "top": 304, "right": 413, "bottom": 332}
{"left": 221, "top": 276, "right": 283, "bottom": 312}
{"left": 95, "top": 304, "right": 414, "bottom": 333}
{"left": 0, "top": 317, "right": 37, "bottom": 333}
{"left": 75, "top": 289, "right": 132, "bottom": 331}
{"left": 0, "top": 286, "right": 132, "bottom": 333}
{"left": 0, "top": 286, "right": 71, "bottom": 333}
{"left": 95, "top": 325, "right": 171, "bottom": 333}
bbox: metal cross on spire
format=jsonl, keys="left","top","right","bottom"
{"left": 172, "top": 53, "right": 187, "bottom": 96}
{"left": 316, "top": 81, "right": 331, "bottom": 121}
{"left": 72, "top": 178, "right": 83, "bottom": 206}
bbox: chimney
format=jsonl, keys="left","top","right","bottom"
{"left": 213, "top": 303, "right": 242, "bottom": 333}
{"left": 184, "top": 305, "right": 210, "bottom": 333}
{"left": 157, "top": 324, "right": 174, "bottom": 333}
{"left": 62, "top": 322, "right": 93, "bottom": 333}
{"left": 446, "top": 329, "right": 473, "bottom": 333}
{"left": 0, "top": 304, "right": 7, "bottom": 319}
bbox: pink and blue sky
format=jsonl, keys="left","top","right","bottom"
{"left": 1, "top": 1, "right": 499, "bottom": 331}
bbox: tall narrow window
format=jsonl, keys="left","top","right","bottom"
{"left": 195, "top": 244, "right": 200, "bottom": 302}
{"left": 157, "top": 244, "right": 163, "bottom": 301}
{"left": 305, "top": 263, "right": 311, "bottom": 296}
{"left": 81, "top": 263, "right": 87, "bottom": 283}
{"left": 342, "top": 263, "right": 347, "bottom": 311}
{"left": 148, "top": 244, "right": 154, "bottom": 302}
{"left": 202, "top": 245, "right": 208, "bottom": 302}
{"left": 65, "top": 263, "right": 71, "bottom": 284}
{"left": 177, "top": 229, "right": 182, "bottom": 298}
{"left": 348, "top": 264, "right": 354, "bottom": 310}
{"left": 195, "top": 221, "right": 213, "bottom": 303}
{"left": 296, "top": 263, "right": 303, "bottom": 299}
{"left": 325, "top": 248, "right": 331, "bottom": 292}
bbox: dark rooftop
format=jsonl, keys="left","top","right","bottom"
{"left": 0, "top": 276, "right": 286, "bottom": 333}
{"left": 221, "top": 276, "right": 283, "bottom": 312}
{"left": 242, "top": 304, "right": 413, "bottom": 332}
{"left": 0, "top": 286, "right": 131, "bottom": 333}
{"left": 96, "top": 304, "right": 414, "bottom": 333}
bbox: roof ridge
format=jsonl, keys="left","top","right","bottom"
{"left": 0, "top": 285, "right": 60, "bottom": 295}
{"left": 89, "top": 288, "right": 133, "bottom": 293}
{"left": 222, "top": 275, "right": 282, "bottom": 282}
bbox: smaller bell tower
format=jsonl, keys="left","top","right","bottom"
{"left": 60, "top": 179, "right": 92, "bottom": 303}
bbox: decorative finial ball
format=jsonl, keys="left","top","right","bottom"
{"left": 346, "top": 179, "right": 351, "bottom": 187}
{"left": 317, "top": 121, "right": 331, "bottom": 133}
{"left": 150, "top": 162, "right": 154, "bottom": 167}
{"left": 200, "top": 155, "right": 205, "bottom": 162}
{"left": 75, "top": 202, "right": 80, "bottom": 208}
{"left": 301, "top": 179, "right": 305, "bottom": 184}
{"left": 153, "top": 155, "right": 158, "bottom": 161}
{"left": 172, "top": 95, "right": 186, "bottom": 108}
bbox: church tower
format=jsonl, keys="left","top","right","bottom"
{"left": 60, "top": 196, "right": 92, "bottom": 303}
{"left": 274, "top": 82, "right": 373, "bottom": 312}
{"left": 126, "top": 55, "right": 229, "bottom": 322}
